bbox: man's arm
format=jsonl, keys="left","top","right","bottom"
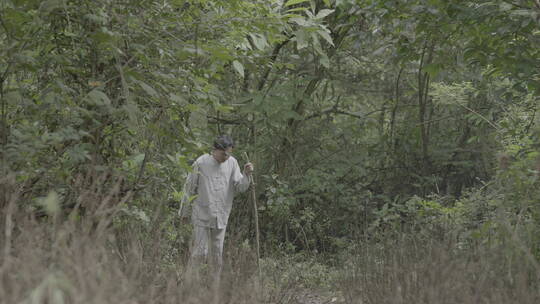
{"left": 233, "top": 160, "right": 253, "bottom": 193}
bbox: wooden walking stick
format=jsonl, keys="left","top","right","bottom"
{"left": 243, "top": 152, "right": 261, "bottom": 278}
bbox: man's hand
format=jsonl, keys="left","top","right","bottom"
{"left": 244, "top": 162, "right": 254, "bottom": 175}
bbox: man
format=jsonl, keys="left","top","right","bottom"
{"left": 179, "top": 135, "right": 254, "bottom": 281}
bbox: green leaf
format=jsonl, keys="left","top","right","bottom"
{"left": 170, "top": 93, "right": 186, "bottom": 105}
{"left": 55, "top": 80, "right": 75, "bottom": 94}
{"left": 283, "top": 13, "right": 305, "bottom": 19}
{"left": 12, "top": 0, "right": 40, "bottom": 9}
{"left": 249, "top": 33, "right": 268, "bottom": 51}
{"left": 295, "top": 30, "right": 308, "bottom": 50}
{"left": 317, "top": 30, "right": 334, "bottom": 46}
{"left": 232, "top": 60, "right": 244, "bottom": 78}
{"left": 280, "top": 110, "right": 303, "bottom": 120}
{"left": 171, "top": 0, "right": 186, "bottom": 7}
{"left": 138, "top": 81, "right": 158, "bottom": 97}
{"left": 319, "top": 53, "right": 330, "bottom": 68}
{"left": 466, "top": 136, "right": 478, "bottom": 144}
{"left": 39, "top": 191, "right": 60, "bottom": 216}
{"left": 315, "top": 9, "right": 334, "bottom": 19}
{"left": 290, "top": 17, "right": 308, "bottom": 26}
{"left": 423, "top": 63, "right": 442, "bottom": 78}
{"left": 133, "top": 153, "right": 146, "bottom": 165}
{"left": 285, "top": 0, "right": 310, "bottom": 7}
{"left": 39, "top": 0, "right": 65, "bottom": 14}
{"left": 4, "top": 8, "right": 32, "bottom": 27}
{"left": 499, "top": 2, "right": 512, "bottom": 11}
{"left": 91, "top": 31, "right": 115, "bottom": 44}
{"left": 311, "top": 32, "right": 323, "bottom": 54}
{"left": 216, "top": 104, "right": 234, "bottom": 112}
{"left": 87, "top": 90, "right": 111, "bottom": 105}
{"left": 13, "top": 53, "right": 38, "bottom": 69}
{"left": 286, "top": 7, "right": 309, "bottom": 13}
{"left": 209, "top": 45, "right": 233, "bottom": 60}
{"left": 84, "top": 13, "right": 107, "bottom": 25}
{"left": 166, "top": 154, "right": 177, "bottom": 164}
{"left": 511, "top": 9, "right": 536, "bottom": 17}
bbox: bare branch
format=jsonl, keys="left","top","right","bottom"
{"left": 207, "top": 115, "right": 245, "bottom": 125}
{"left": 304, "top": 107, "right": 385, "bottom": 121}
{"left": 456, "top": 102, "right": 501, "bottom": 130}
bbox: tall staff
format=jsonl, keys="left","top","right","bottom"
{"left": 243, "top": 152, "right": 261, "bottom": 278}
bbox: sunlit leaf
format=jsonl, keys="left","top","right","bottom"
{"left": 87, "top": 90, "right": 111, "bottom": 105}
{"left": 249, "top": 33, "right": 269, "bottom": 50}
{"left": 216, "top": 104, "right": 234, "bottom": 112}
{"left": 286, "top": 7, "right": 309, "bottom": 13}
{"left": 285, "top": 0, "right": 310, "bottom": 7}
{"left": 232, "top": 60, "right": 244, "bottom": 78}
{"left": 283, "top": 13, "right": 305, "bottom": 19}
{"left": 510, "top": 9, "right": 536, "bottom": 17}
{"left": 133, "top": 153, "right": 146, "bottom": 165}
{"left": 39, "top": 191, "right": 60, "bottom": 216}
{"left": 290, "top": 17, "right": 308, "bottom": 26}
{"left": 317, "top": 30, "right": 334, "bottom": 46}
{"left": 315, "top": 9, "right": 334, "bottom": 19}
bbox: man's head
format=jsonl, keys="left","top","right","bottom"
{"left": 212, "top": 135, "right": 234, "bottom": 163}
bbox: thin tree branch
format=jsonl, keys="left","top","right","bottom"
{"left": 257, "top": 39, "right": 290, "bottom": 91}
{"left": 303, "top": 107, "right": 385, "bottom": 121}
{"left": 456, "top": 102, "right": 501, "bottom": 130}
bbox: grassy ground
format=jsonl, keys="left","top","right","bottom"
{"left": 1, "top": 186, "right": 539, "bottom": 303}
{"left": 338, "top": 235, "right": 540, "bottom": 304}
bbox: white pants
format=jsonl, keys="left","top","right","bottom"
{"left": 188, "top": 224, "right": 226, "bottom": 280}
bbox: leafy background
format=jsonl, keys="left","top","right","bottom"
{"left": 1, "top": 0, "right": 540, "bottom": 303}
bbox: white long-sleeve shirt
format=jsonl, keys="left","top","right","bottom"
{"left": 180, "top": 153, "right": 250, "bottom": 229}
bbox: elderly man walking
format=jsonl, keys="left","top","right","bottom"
{"left": 180, "top": 135, "right": 254, "bottom": 282}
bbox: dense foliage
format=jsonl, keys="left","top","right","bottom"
{"left": 1, "top": 0, "right": 539, "bottom": 288}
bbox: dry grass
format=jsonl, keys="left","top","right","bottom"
{"left": 3, "top": 175, "right": 539, "bottom": 304}
{"left": 0, "top": 176, "right": 304, "bottom": 304}
{"left": 338, "top": 233, "right": 540, "bottom": 304}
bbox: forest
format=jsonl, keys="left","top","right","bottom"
{"left": 1, "top": 0, "right": 540, "bottom": 303}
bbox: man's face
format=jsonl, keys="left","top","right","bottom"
{"left": 213, "top": 147, "right": 232, "bottom": 163}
